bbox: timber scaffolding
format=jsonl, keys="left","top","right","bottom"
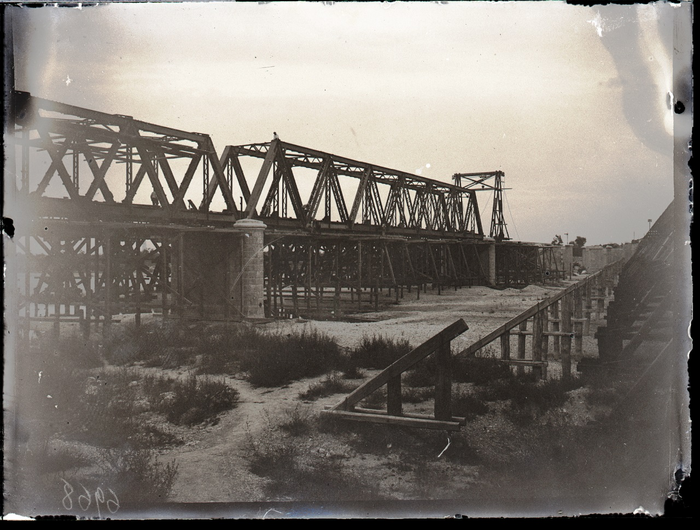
{"left": 5, "top": 91, "right": 565, "bottom": 332}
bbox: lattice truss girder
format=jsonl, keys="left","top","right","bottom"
{"left": 11, "top": 92, "right": 508, "bottom": 239}
{"left": 227, "top": 141, "right": 497, "bottom": 235}
{"left": 10, "top": 92, "right": 238, "bottom": 215}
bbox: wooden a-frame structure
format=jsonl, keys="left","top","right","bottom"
{"left": 323, "top": 319, "right": 469, "bottom": 431}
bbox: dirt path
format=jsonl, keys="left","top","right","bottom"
{"left": 165, "top": 279, "right": 593, "bottom": 504}
{"left": 166, "top": 375, "right": 329, "bottom": 503}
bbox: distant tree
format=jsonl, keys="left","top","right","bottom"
{"left": 551, "top": 234, "right": 563, "bottom": 246}
{"left": 573, "top": 236, "right": 587, "bottom": 248}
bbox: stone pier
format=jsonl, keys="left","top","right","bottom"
{"left": 174, "top": 220, "right": 267, "bottom": 320}
{"left": 488, "top": 242, "right": 497, "bottom": 286}
{"left": 231, "top": 219, "right": 267, "bottom": 319}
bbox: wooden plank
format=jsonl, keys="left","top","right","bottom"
{"left": 543, "top": 331, "right": 581, "bottom": 337}
{"left": 574, "top": 287, "right": 583, "bottom": 357}
{"left": 532, "top": 310, "right": 544, "bottom": 379}
{"left": 561, "top": 292, "right": 573, "bottom": 380}
{"left": 500, "top": 331, "right": 511, "bottom": 360}
{"left": 460, "top": 303, "right": 542, "bottom": 356}
{"left": 498, "top": 359, "right": 548, "bottom": 366}
{"left": 434, "top": 340, "right": 452, "bottom": 421}
{"left": 330, "top": 319, "right": 468, "bottom": 411}
{"left": 322, "top": 409, "right": 462, "bottom": 431}
{"left": 351, "top": 407, "right": 467, "bottom": 426}
{"left": 386, "top": 376, "right": 402, "bottom": 416}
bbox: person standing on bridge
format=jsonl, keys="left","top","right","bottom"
{"left": 273, "top": 132, "right": 279, "bottom": 141}
{"left": 151, "top": 190, "right": 159, "bottom": 206}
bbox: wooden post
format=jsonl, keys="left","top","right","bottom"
{"left": 334, "top": 278, "right": 340, "bottom": 315}
{"left": 517, "top": 321, "right": 527, "bottom": 376}
{"left": 357, "top": 240, "right": 362, "bottom": 310}
{"left": 277, "top": 261, "right": 284, "bottom": 317}
{"left": 53, "top": 301, "right": 60, "bottom": 339}
{"left": 532, "top": 309, "right": 544, "bottom": 379}
{"left": 265, "top": 248, "right": 272, "bottom": 319}
{"left": 104, "top": 235, "right": 112, "bottom": 336}
{"left": 86, "top": 236, "right": 94, "bottom": 338}
{"left": 500, "top": 331, "right": 511, "bottom": 360}
{"left": 574, "top": 287, "right": 583, "bottom": 358}
{"left": 334, "top": 245, "right": 340, "bottom": 315}
{"left": 561, "top": 292, "right": 573, "bottom": 381}
{"left": 135, "top": 238, "right": 142, "bottom": 329}
{"left": 387, "top": 376, "right": 402, "bottom": 416}
{"left": 307, "top": 244, "right": 312, "bottom": 312}
{"left": 583, "top": 279, "right": 592, "bottom": 335}
{"left": 160, "top": 237, "right": 168, "bottom": 318}
{"left": 434, "top": 338, "right": 452, "bottom": 421}
{"left": 374, "top": 279, "right": 379, "bottom": 311}
{"left": 292, "top": 258, "right": 299, "bottom": 317}
{"left": 541, "top": 305, "right": 549, "bottom": 379}
{"left": 597, "top": 280, "right": 606, "bottom": 320}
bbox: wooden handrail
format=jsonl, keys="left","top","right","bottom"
{"left": 459, "top": 259, "right": 624, "bottom": 358}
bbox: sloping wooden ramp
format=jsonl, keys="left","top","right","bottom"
{"left": 322, "top": 319, "right": 469, "bottom": 431}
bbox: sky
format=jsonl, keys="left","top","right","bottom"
{"left": 8, "top": 1, "right": 683, "bottom": 245}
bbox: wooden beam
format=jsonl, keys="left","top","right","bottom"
{"left": 322, "top": 409, "right": 463, "bottom": 431}
{"left": 331, "top": 319, "right": 468, "bottom": 411}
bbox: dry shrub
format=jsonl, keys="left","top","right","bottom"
{"left": 451, "top": 388, "right": 489, "bottom": 420}
{"left": 452, "top": 355, "right": 513, "bottom": 385}
{"left": 298, "top": 372, "right": 358, "bottom": 401}
{"left": 143, "top": 373, "right": 239, "bottom": 426}
{"left": 348, "top": 335, "right": 412, "bottom": 370}
{"left": 238, "top": 329, "right": 341, "bottom": 387}
{"left": 99, "top": 448, "right": 179, "bottom": 504}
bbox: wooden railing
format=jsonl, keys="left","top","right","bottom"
{"left": 323, "top": 319, "right": 470, "bottom": 431}
{"left": 459, "top": 259, "right": 625, "bottom": 380}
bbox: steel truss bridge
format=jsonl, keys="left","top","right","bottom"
{"left": 4, "top": 91, "right": 563, "bottom": 332}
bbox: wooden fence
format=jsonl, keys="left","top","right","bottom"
{"left": 459, "top": 259, "right": 625, "bottom": 380}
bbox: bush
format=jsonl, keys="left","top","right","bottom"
{"left": 144, "top": 373, "right": 240, "bottom": 425}
{"left": 278, "top": 405, "right": 314, "bottom": 436}
{"left": 348, "top": 335, "right": 412, "bottom": 370}
{"left": 452, "top": 355, "right": 513, "bottom": 385}
{"left": 451, "top": 388, "right": 489, "bottom": 419}
{"left": 99, "top": 448, "right": 179, "bottom": 504}
{"left": 401, "top": 386, "right": 433, "bottom": 403}
{"left": 480, "top": 375, "right": 584, "bottom": 421}
{"left": 403, "top": 357, "right": 436, "bottom": 388}
{"left": 239, "top": 329, "right": 341, "bottom": 387}
{"left": 299, "top": 372, "right": 358, "bottom": 401}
